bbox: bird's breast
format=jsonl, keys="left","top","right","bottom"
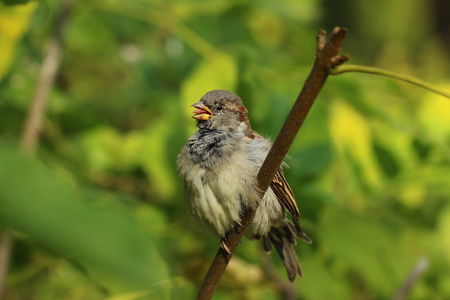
{"left": 187, "top": 130, "right": 241, "bottom": 168}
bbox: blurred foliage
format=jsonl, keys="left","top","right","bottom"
{"left": 0, "top": 0, "right": 449, "bottom": 299}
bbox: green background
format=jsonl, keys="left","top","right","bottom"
{"left": 0, "top": 0, "right": 449, "bottom": 299}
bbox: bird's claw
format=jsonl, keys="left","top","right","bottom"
{"left": 220, "top": 238, "right": 232, "bottom": 255}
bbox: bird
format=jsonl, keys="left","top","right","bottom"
{"left": 177, "top": 89, "right": 311, "bottom": 281}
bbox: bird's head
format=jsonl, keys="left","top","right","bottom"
{"left": 191, "top": 90, "right": 250, "bottom": 133}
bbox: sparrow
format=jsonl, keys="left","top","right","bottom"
{"left": 177, "top": 90, "right": 311, "bottom": 281}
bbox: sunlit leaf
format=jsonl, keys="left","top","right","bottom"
{"left": 0, "top": 1, "right": 36, "bottom": 80}
{"left": 328, "top": 100, "right": 383, "bottom": 191}
{"left": 248, "top": 10, "right": 284, "bottom": 47}
{"left": 180, "top": 54, "right": 237, "bottom": 135}
{"left": 140, "top": 120, "right": 178, "bottom": 200}
{"left": 419, "top": 87, "right": 450, "bottom": 143}
{"left": 76, "top": 124, "right": 177, "bottom": 200}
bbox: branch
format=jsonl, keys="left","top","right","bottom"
{"left": 330, "top": 64, "right": 450, "bottom": 99}
{"left": 195, "top": 27, "right": 348, "bottom": 300}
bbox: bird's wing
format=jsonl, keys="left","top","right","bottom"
{"left": 270, "top": 168, "right": 300, "bottom": 219}
{"left": 249, "top": 131, "right": 301, "bottom": 219}
{"left": 271, "top": 169, "right": 312, "bottom": 243}
{"left": 250, "top": 132, "right": 311, "bottom": 243}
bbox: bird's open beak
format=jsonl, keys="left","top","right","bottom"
{"left": 191, "top": 101, "right": 213, "bottom": 120}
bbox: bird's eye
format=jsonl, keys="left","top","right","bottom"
{"left": 216, "top": 104, "right": 224, "bottom": 111}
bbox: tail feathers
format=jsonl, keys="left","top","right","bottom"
{"left": 263, "top": 221, "right": 309, "bottom": 281}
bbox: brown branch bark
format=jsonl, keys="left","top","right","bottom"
{"left": 0, "top": 1, "right": 75, "bottom": 298}
{"left": 195, "top": 27, "right": 348, "bottom": 300}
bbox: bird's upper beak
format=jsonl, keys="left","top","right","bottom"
{"left": 191, "top": 101, "right": 213, "bottom": 121}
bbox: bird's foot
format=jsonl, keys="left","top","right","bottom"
{"left": 220, "top": 238, "right": 232, "bottom": 255}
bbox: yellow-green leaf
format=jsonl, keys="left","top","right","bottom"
{"left": 0, "top": 2, "right": 36, "bottom": 80}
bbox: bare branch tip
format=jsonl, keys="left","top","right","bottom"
{"left": 317, "top": 28, "right": 327, "bottom": 36}
{"left": 331, "top": 26, "right": 348, "bottom": 35}
{"left": 328, "top": 27, "right": 348, "bottom": 45}
{"left": 317, "top": 29, "right": 327, "bottom": 50}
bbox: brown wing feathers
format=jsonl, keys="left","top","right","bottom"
{"left": 270, "top": 169, "right": 312, "bottom": 244}
{"left": 270, "top": 169, "right": 300, "bottom": 219}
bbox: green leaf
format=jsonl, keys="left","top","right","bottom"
{"left": 373, "top": 143, "right": 400, "bottom": 178}
{"left": 318, "top": 206, "right": 414, "bottom": 297}
{"left": 0, "top": 148, "right": 170, "bottom": 298}
{"left": 299, "top": 252, "right": 351, "bottom": 299}
{"left": 290, "top": 144, "right": 333, "bottom": 178}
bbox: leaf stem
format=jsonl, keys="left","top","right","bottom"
{"left": 329, "top": 64, "right": 450, "bottom": 99}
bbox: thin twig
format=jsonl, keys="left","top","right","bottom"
{"left": 0, "top": 230, "right": 12, "bottom": 297}
{"left": 19, "top": 36, "right": 61, "bottom": 153}
{"left": 330, "top": 64, "right": 450, "bottom": 99}
{"left": 20, "top": 0, "right": 76, "bottom": 154}
{"left": 195, "top": 27, "right": 348, "bottom": 300}
{"left": 392, "top": 257, "right": 429, "bottom": 300}
{"left": 0, "top": 1, "right": 75, "bottom": 298}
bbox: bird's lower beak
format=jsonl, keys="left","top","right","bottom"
{"left": 191, "top": 101, "right": 213, "bottom": 120}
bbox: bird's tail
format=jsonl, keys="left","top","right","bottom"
{"left": 262, "top": 220, "right": 311, "bottom": 281}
